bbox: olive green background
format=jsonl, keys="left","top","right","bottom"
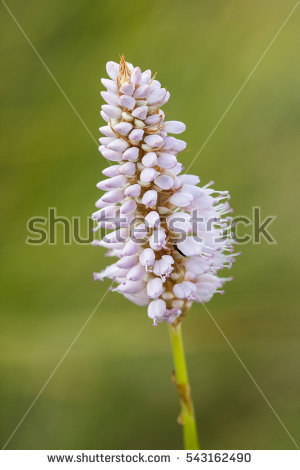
{"left": 1, "top": 0, "right": 299, "bottom": 450}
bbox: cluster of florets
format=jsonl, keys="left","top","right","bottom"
{"left": 92, "top": 57, "right": 236, "bottom": 325}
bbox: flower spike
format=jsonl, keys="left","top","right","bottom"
{"left": 93, "top": 57, "right": 236, "bottom": 326}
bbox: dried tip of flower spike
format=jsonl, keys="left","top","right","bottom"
{"left": 117, "top": 54, "right": 131, "bottom": 87}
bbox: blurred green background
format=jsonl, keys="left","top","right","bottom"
{"left": 1, "top": 0, "right": 299, "bottom": 450}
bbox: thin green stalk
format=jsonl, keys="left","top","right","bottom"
{"left": 168, "top": 323, "right": 200, "bottom": 450}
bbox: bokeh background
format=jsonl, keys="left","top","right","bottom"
{"left": 1, "top": 0, "right": 299, "bottom": 450}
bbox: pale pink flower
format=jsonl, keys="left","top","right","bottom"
{"left": 93, "top": 56, "right": 237, "bottom": 325}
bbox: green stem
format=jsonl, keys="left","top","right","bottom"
{"left": 168, "top": 323, "right": 200, "bottom": 450}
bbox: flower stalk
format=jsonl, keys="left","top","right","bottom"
{"left": 92, "top": 56, "right": 237, "bottom": 448}
{"left": 169, "top": 323, "right": 200, "bottom": 450}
